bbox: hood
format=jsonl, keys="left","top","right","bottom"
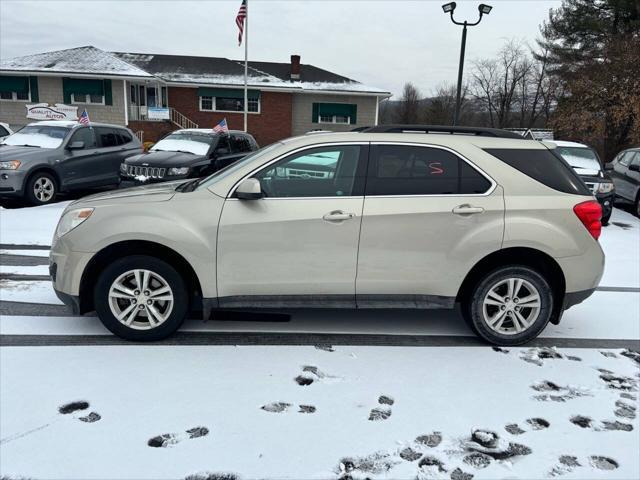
{"left": 124, "top": 150, "right": 207, "bottom": 167}
{"left": 71, "top": 180, "right": 188, "bottom": 206}
{"left": 0, "top": 145, "right": 51, "bottom": 160}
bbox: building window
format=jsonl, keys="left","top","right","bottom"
{"left": 312, "top": 103, "right": 357, "bottom": 125}
{"left": 199, "top": 95, "right": 259, "bottom": 113}
{"left": 319, "top": 114, "right": 351, "bottom": 125}
{"left": 71, "top": 93, "right": 105, "bottom": 105}
{"left": 0, "top": 90, "right": 30, "bottom": 102}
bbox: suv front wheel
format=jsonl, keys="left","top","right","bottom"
{"left": 94, "top": 255, "right": 189, "bottom": 341}
{"left": 467, "top": 266, "right": 554, "bottom": 346}
{"left": 25, "top": 172, "right": 57, "bottom": 205}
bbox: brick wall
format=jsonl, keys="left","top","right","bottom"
{"left": 166, "top": 87, "right": 293, "bottom": 146}
{"left": 127, "top": 120, "right": 176, "bottom": 144}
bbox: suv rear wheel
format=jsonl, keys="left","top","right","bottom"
{"left": 94, "top": 255, "right": 189, "bottom": 341}
{"left": 25, "top": 172, "right": 57, "bottom": 205}
{"left": 466, "top": 266, "right": 554, "bottom": 346}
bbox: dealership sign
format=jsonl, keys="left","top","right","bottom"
{"left": 26, "top": 103, "right": 79, "bottom": 121}
{"left": 147, "top": 107, "right": 170, "bottom": 120}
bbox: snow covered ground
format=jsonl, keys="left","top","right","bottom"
{"left": 1, "top": 202, "right": 639, "bottom": 480}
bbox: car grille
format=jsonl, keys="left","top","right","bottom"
{"left": 584, "top": 182, "right": 598, "bottom": 194}
{"left": 125, "top": 165, "right": 166, "bottom": 179}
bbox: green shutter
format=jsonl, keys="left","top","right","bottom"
{"left": 63, "top": 78, "right": 71, "bottom": 103}
{"left": 29, "top": 77, "right": 39, "bottom": 102}
{"left": 0, "top": 75, "right": 29, "bottom": 93}
{"left": 63, "top": 78, "right": 105, "bottom": 98}
{"left": 197, "top": 87, "right": 260, "bottom": 99}
{"left": 349, "top": 104, "right": 357, "bottom": 124}
{"left": 312, "top": 103, "right": 319, "bottom": 123}
{"left": 104, "top": 79, "right": 112, "bottom": 105}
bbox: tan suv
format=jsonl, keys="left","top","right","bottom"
{"left": 50, "top": 126, "right": 605, "bottom": 345}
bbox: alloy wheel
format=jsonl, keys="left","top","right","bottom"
{"left": 481, "top": 277, "right": 541, "bottom": 335}
{"left": 108, "top": 269, "right": 174, "bottom": 330}
{"left": 33, "top": 177, "right": 55, "bottom": 202}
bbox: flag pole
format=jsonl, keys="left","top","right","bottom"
{"left": 243, "top": 0, "right": 248, "bottom": 133}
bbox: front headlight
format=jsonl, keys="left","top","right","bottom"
{"left": 0, "top": 160, "right": 21, "bottom": 170}
{"left": 597, "top": 182, "right": 614, "bottom": 194}
{"left": 167, "top": 167, "right": 190, "bottom": 176}
{"left": 120, "top": 163, "right": 127, "bottom": 173}
{"left": 55, "top": 208, "right": 94, "bottom": 238}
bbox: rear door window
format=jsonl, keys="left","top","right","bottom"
{"left": 95, "top": 127, "right": 120, "bottom": 148}
{"left": 484, "top": 148, "right": 591, "bottom": 195}
{"left": 366, "top": 145, "right": 492, "bottom": 196}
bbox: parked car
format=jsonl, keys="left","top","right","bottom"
{"left": 120, "top": 129, "right": 258, "bottom": 183}
{"left": 0, "top": 122, "right": 13, "bottom": 141}
{"left": 0, "top": 120, "right": 142, "bottom": 205}
{"left": 609, "top": 147, "right": 640, "bottom": 217}
{"left": 50, "top": 125, "right": 604, "bottom": 346}
{"left": 549, "top": 140, "right": 615, "bottom": 225}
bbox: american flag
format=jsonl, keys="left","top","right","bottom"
{"left": 213, "top": 118, "right": 229, "bottom": 134}
{"left": 236, "top": 0, "right": 247, "bottom": 46}
{"left": 78, "top": 109, "right": 90, "bottom": 126}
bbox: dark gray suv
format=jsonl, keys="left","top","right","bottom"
{"left": 0, "top": 120, "right": 142, "bottom": 205}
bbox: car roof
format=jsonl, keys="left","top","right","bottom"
{"left": 548, "top": 140, "right": 591, "bottom": 148}
{"left": 176, "top": 128, "right": 248, "bottom": 136}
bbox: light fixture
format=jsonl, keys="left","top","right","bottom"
{"left": 442, "top": 2, "right": 457, "bottom": 13}
{"left": 478, "top": 3, "right": 493, "bottom": 14}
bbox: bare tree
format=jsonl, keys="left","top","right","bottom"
{"left": 396, "top": 82, "right": 422, "bottom": 124}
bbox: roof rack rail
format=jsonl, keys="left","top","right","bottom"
{"left": 359, "top": 125, "right": 524, "bottom": 139}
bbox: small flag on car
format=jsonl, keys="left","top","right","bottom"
{"left": 78, "top": 109, "right": 90, "bottom": 126}
{"left": 213, "top": 118, "right": 229, "bottom": 134}
{"left": 236, "top": 0, "right": 247, "bottom": 46}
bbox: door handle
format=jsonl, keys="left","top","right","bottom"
{"left": 323, "top": 210, "right": 355, "bottom": 222}
{"left": 452, "top": 204, "right": 484, "bottom": 215}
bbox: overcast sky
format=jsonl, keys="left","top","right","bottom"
{"left": 0, "top": 0, "right": 561, "bottom": 97}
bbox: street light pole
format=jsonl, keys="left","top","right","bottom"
{"left": 442, "top": 2, "right": 493, "bottom": 126}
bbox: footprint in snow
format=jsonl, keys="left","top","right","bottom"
{"left": 599, "top": 372, "right": 638, "bottom": 391}
{"left": 464, "top": 428, "right": 532, "bottom": 462}
{"left": 504, "top": 417, "right": 549, "bottom": 434}
{"left": 337, "top": 451, "right": 398, "bottom": 476}
{"left": 368, "top": 394, "right": 395, "bottom": 421}
{"left": 294, "top": 365, "right": 339, "bottom": 386}
{"left": 549, "top": 455, "right": 581, "bottom": 477}
{"left": 450, "top": 467, "right": 475, "bottom": 480}
{"left": 530, "top": 380, "right": 591, "bottom": 402}
{"left": 148, "top": 426, "right": 209, "bottom": 448}
{"left": 415, "top": 431, "right": 442, "bottom": 447}
{"left": 314, "top": 344, "right": 334, "bottom": 352}
{"left": 614, "top": 400, "right": 637, "bottom": 419}
{"left": 570, "top": 414, "right": 633, "bottom": 432}
{"left": 185, "top": 473, "right": 239, "bottom": 480}
{"left": 59, "top": 400, "right": 101, "bottom": 424}
{"left": 261, "top": 402, "right": 316, "bottom": 414}
{"left": 620, "top": 349, "right": 640, "bottom": 365}
{"left": 590, "top": 456, "right": 619, "bottom": 471}
{"left": 600, "top": 350, "right": 618, "bottom": 358}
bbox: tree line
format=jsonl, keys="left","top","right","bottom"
{"left": 381, "top": 0, "right": 640, "bottom": 161}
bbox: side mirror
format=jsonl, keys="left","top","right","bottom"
{"left": 604, "top": 162, "right": 614, "bottom": 171}
{"left": 235, "top": 178, "right": 263, "bottom": 200}
{"left": 629, "top": 164, "right": 640, "bottom": 172}
{"left": 67, "top": 141, "right": 84, "bottom": 150}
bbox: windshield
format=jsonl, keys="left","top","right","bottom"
{"left": 151, "top": 132, "right": 215, "bottom": 156}
{"left": 2, "top": 125, "right": 70, "bottom": 148}
{"left": 555, "top": 146, "right": 602, "bottom": 175}
{"left": 196, "top": 142, "right": 284, "bottom": 190}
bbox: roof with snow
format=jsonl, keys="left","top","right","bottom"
{"left": 0, "top": 46, "right": 389, "bottom": 95}
{"left": 0, "top": 46, "right": 153, "bottom": 78}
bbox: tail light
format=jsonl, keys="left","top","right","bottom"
{"left": 573, "top": 200, "right": 602, "bottom": 240}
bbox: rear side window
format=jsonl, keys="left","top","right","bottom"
{"left": 484, "top": 148, "right": 590, "bottom": 195}
{"left": 366, "top": 145, "right": 492, "bottom": 196}
{"left": 95, "top": 127, "right": 120, "bottom": 148}
{"left": 230, "top": 134, "right": 251, "bottom": 153}
{"left": 117, "top": 129, "right": 133, "bottom": 144}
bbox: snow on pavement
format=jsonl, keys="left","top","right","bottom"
{"left": 0, "top": 201, "right": 69, "bottom": 246}
{"left": 1, "top": 345, "right": 639, "bottom": 479}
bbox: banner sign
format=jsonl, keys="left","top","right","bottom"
{"left": 148, "top": 107, "right": 170, "bottom": 120}
{"left": 26, "top": 103, "right": 79, "bottom": 121}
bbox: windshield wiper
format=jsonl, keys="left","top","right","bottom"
{"left": 9, "top": 144, "right": 41, "bottom": 148}
{"left": 173, "top": 150, "right": 195, "bottom": 155}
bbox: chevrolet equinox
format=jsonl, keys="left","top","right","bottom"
{"left": 50, "top": 125, "right": 605, "bottom": 345}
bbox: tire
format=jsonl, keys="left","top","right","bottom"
{"left": 635, "top": 195, "right": 640, "bottom": 219}
{"left": 466, "top": 266, "right": 554, "bottom": 346}
{"left": 25, "top": 172, "right": 57, "bottom": 205}
{"left": 601, "top": 210, "right": 611, "bottom": 226}
{"left": 94, "top": 255, "right": 189, "bottom": 341}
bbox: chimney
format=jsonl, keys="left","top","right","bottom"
{"left": 290, "top": 54, "right": 301, "bottom": 81}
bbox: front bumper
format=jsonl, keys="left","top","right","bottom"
{"left": 54, "top": 287, "right": 81, "bottom": 315}
{"left": 595, "top": 191, "right": 615, "bottom": 218}
{"left": 120, "top": 172, "right": 190, "bottom": 185}
{"left": 0, "top": 169, "right": 27, "bottom": 197}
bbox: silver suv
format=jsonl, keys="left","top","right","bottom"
{"left": 50, "top": 126, "right": 605, "bottom": 345}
